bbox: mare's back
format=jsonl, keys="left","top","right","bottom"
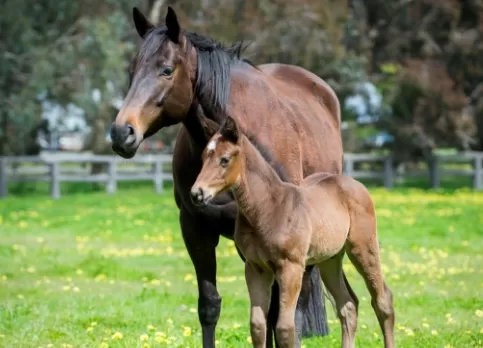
{"left": 228, "top": 63, "right": 343, "bottom": 184}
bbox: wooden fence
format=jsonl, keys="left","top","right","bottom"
{"left": 343, "top": 152, "right": 483, "bottom": 190}
{"left": 0, "top": 153, "right": 173, "bottom": 199}
{"left": 1, "top": 151, "right": 482, "bottom": 199}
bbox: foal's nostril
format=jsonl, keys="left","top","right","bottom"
{"left": 190, "top": 188, "right": 204, "bottom": 204}
{"left": 124, "top": 124, "right": 137, "bottom": 147}
{"left": 126, "top": 124, "right": 135, "bottom": 136}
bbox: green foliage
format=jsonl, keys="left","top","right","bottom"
{"left": 0, "top": 0, "right": 135, "bottom": 155}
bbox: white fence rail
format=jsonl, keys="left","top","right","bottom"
{"left": 1, "top": 152, "right": 482, "bottom": 199}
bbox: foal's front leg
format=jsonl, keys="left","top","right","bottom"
{"left": 275, "top": 261, "right": 305, "bottom": 348}
{"left": 245, "top": 262, "right": 275, "bottom": 348}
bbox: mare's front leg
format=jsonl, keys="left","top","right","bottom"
{"left": 180, "top": 209, "right": 221, "bottom": 348}
{"left": 245, "top": 262, "right": 274, "bottom": 348}
{"left": 275, "top": 261, "right": 305, "bottom": 348}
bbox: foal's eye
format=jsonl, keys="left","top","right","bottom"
{"left": 219, "top": 157, "right": 230, "bottom": 167}
{"left": 160, "top": 66, "right": 174, "bottom": 77}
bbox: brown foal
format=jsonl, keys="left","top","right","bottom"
{"left": 190, "top": 114, "right": 395, "bottom": 348}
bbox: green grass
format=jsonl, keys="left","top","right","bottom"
{"left": 1, "top": 187, "right": 483, "bottom": 348}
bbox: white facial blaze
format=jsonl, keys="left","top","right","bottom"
{"left": 207, "top": 140, "right": 217, "bottom": 152}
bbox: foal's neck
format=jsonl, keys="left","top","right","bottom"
{"left": 233, "top": 136, "right": 293, "bottom": 230}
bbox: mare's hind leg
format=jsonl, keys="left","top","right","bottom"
{"left": 345, "top": 225, "right": 395, "bottom": 348}
{"left": 318, "top": 253, "right": 358, "bottom": 348}
{"left": 245, "top": 262, "right": 274, "bottom": 348}
{"left": 180, "top": 210, "right": 222, "bottom": 348}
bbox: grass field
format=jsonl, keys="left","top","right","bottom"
{"left": 1, "top": 185, "right": 483, "bottom": 348}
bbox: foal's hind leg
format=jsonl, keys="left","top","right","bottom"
{"left": 345, "top": 225, "right": 395, "bottom": 348}
{"left": 318, "top": 254, "right": 358, "bottom": 348}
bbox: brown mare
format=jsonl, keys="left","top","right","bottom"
{"left": 110, "top": 6, "right": 343, "bottom": 348}
{"left": 191, "top": 114, "right": 395, "bottom": 348}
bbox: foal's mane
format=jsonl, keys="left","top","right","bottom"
{"left": 218, "top": 118, "right": 290, "bottom": 183}
{"left": 135, "top": 26, "right": 256, "bottom": 118}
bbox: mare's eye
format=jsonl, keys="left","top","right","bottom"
{"left": 219, "top": 157, "right": 230, "bottom": 168}
{"left": 160, "top": 66, "right": 174, "bottom": 77}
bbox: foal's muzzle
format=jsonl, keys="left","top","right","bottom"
{"left": 190, "top": 186, "right": 213, "bottom": 206}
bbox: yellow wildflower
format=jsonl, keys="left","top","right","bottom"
{"left": 404, "top": 329, "right": 414, "bottom": 336}
{"left": 111, "top": 331, "right": 123, "bottom": 340}
{"left": 183, "top": 326, "right": 192, "bottom": 337}
{"left": 140, "top": 334, "right": 149, "bottom": 341}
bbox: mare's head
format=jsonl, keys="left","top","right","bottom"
{"left": 110, "top": 6, "right": 248, "bottom": 158}
{"left": 190, "top": 116, "right": 242, "bottom": 206}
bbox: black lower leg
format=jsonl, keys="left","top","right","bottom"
{"left": 180, "top": 210, "right": 222, "bottom": 348}
{"left": 198, "top": 290, "right": 222, "bottom": 347}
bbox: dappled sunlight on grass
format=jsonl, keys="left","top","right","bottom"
{"left": 0, "top": 188, "right": 482, "bottom": 347}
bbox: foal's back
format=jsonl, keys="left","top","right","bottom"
{"left": 299, "top": 172, "right": 376, "bottom": 265}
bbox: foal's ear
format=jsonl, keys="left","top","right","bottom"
{"left": 132, "top": 7, "right": 154, "bottom": 39}
{"left": 200, "top": 115, "right": 219, "bottom": 140}
{"left": 165, "top": 6, "right": 181, "bottom": 44}
{"left": 220, "top": 116, "right": 239, "bottom": 143}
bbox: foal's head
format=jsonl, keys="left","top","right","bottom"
{"left": 190, "top": 116, "right": 242, "bottom": 206}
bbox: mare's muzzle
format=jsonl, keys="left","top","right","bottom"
{"left": 110, "top": 123, "right": 138, "bottom": 158}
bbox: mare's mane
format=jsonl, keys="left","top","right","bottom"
{"left": 133, "top": 26, "right": 256, "bottom": 118}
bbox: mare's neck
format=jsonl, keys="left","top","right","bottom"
{"left": 233, "top": 136, "right": 291, "bottom": 230}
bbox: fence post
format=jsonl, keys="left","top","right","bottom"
{"left": 344, "top": 155, "right": 354, "bottom": 177}
{"left": 383, "top": 156, "right": 393, "bottom": 189}
{"left": 0, "top": 157, "right": 7, "bottom": 198}
{"left": 153, "top": 159, "right": 163, "bottom": 194}
{"left": 50, "top": 161, "right": 60, "bottom": 199}
{"left": 106, "top": 159, "right": 117, "bottom": 194}
{"left": 429, "top": 156, "right": 440, "bottom": 189}
{"left": 474, "top": 155, "right": 482, "bottom": 191}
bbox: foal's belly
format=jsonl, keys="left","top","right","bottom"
{"left": 304, "top": 203, "right": 350, "bottom": 265}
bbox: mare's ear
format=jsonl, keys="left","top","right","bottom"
{"left": 165, "top": 6, "right": 181, "bottom": 44}
{"left": 133, "top": 7, "right": 154, "bottom": 39}
{"left": 220, "top": 116, "right": 239, "bottom": 143}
